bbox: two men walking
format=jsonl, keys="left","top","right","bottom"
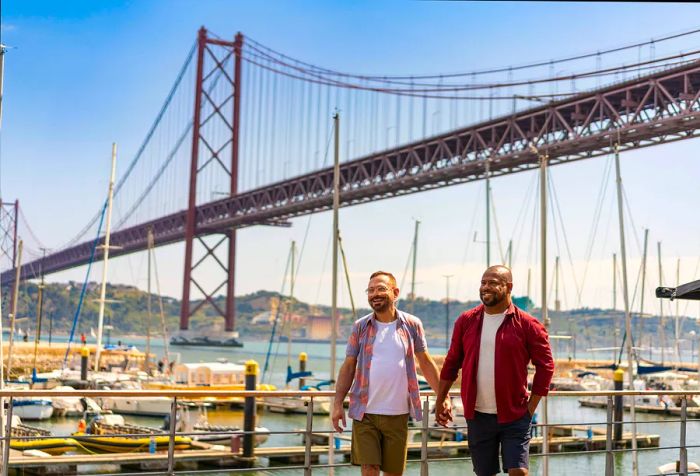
{"left": 333, "top": 266, "right": 554, "bottom": 475}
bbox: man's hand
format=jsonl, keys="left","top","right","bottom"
{"left": 435, "top": 397, "right": 453, "bottom": 427}
{"left": 331, "top": 403, "right": 347, "bottom": 432}
{"left": 527, "top": 395, "right": 542, "bottom": 417}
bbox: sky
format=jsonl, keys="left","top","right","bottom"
{"left": 2, "top": 1, "right": 700, "bottom": 320}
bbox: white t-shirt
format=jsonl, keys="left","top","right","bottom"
{"left": 366, "top": 320, "right": 409, "bottom": 415}
{"left": 475, "top": 311, "right": 506, "bottom": 414}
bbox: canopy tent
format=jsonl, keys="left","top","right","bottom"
{"left": 656, "top": 279, "right": 700, "bottom": 301}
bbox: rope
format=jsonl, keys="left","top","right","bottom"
{"left": 62, "top": 201, "right": 108, "bottom": 367}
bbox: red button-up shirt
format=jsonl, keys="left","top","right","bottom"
{"left": 440, "top": 303, "right": 554, "bottom": 423}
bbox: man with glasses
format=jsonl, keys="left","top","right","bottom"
{"left": 435, "top": 265, "right": 554, "bottom": 476}
{"left": 332, "top": 271, "right": 445, "bottom": 476}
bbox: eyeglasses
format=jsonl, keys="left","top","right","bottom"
{"left": 365, "top": 285, "right": 392, "bottom": 295}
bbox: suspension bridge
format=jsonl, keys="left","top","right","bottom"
{"left": 2, "top": 26, "right": 700, "bottom": 334}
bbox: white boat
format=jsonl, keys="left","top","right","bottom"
{"left": 51, "top": 386, "right": 88, "bottom": 416}
{"left": 264, "top": 394, "right": 332, "bottom": 415}
{"left": 12, "top": 398, "right": 54, "bottom": 420}
{"left": 97, "top": 380, "right": 172, "bottom": 416}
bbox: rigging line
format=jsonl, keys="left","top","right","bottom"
{"left": 150, "top": 238, "right": 171, "bottom": 364}
{"left": 242, "top": 48, "right": 700, "bottom": 93}
{"left": 455, "top": 182, "right": 483, "bottom": 298}
{"left": 61, "top": 42, "right": 197, "bottom": 248}
{"left": 262, "top": 245, "right": 293, "bottom": 383}
{"left": 62, "top": 201, "right": 108, "bottom": 367}
{"left": 313, "top": 231, "right": 333, "bottom": 305}
{"left": 244, "top": 26, "right": 700, "bottom": 81}
{"left": 294, "top": 121, "right": 335, "bottom": 284}
{"left": 489, "top": 186, "right": 507, "bottom": 265}
{"left": 621, "top": 183, "right": 643, "bottom": 256}
{"left": 509, "top": 170, "right": 538, "bottom": 265}
{"left": 578, "top": 155, "right": 614, "bottom": 306}
{"left": 547, "top": 168, "right": 583, "bottom": 304}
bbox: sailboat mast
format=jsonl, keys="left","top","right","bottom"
{"left": 31, "top": 258, "right": 45, "bottom": 381}
{"left": 330, "top": 112, "right": 340, "bottom": 388}
{"left": 286, "top": 240, "right": 296, "bottom": 370}
{"left": 538, "top": 152, "right": 549, "bottom": 474}
{"left": 637, "top": 229, "right": 649, "bottom": 348}
{"left": 658, "top": 242, "right": 665, "bottom": 364}
{"left": 94, "top": 143, "right": 118, "bottom": 372}
{"left": 7, "top": 240, "right": 23, "bottom": 379}
{"left": 409, "top": 219, "right": 420, "bottom": 314}
{"left": 675, "top": 259, "right": 681, "bottom": 365}
{"left": 613, "top": 253, "right": 617, "bottom": 311}
{"left": 146, "top": 228, "right": 153, "bottom": 375}
{"left": 613, "top": 143, "right": 638, "bottom": 476}
{"left": 485, "top": 159, "right": 491, "bottom": 267}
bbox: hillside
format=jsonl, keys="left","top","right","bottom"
{"left": 3, "top": 282, "right": 697, "bottom": 348}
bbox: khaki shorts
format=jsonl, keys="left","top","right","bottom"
{"left": 351, "top": 413, "right": 409, "bottom": 474}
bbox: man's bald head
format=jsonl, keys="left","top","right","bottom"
{"left": 483, "top": 265, "right": 513, "bottom": 284}
{"left": 480, "top": 265, "right": 513, "bottom": 310}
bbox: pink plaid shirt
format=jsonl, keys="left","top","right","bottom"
{"left": 345, "top": 310, "right": 428, "bottom": 421}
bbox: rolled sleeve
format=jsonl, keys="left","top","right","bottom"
{"left": 345, "top": 322, "right": 360, "bottom": 358}
{"left": 413, "top": 320, "right": 427, "bottom": 354}
{"left": 440, "top": 314, "right": 465, "bottom": 381}
{"left": 528, "top": 319, "right": 555, "bottom": 396}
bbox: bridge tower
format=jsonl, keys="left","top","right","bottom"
{"left": 180, "top": 28, "right": 243, "bottom": 333}
{"left": 0, "top": 200, "right": 18, "bottom": 312}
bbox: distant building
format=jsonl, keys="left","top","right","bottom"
{"left": 304, "top": 314, "right": 340, "bottom": 340}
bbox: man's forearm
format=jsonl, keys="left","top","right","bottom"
{"left": 417, "top": 353, "right": 441, "bottom": 393}
{"left": 334, "top": 362, "right": 355, "bottom": 406}
{"left": 436, "top": 378, "right": 455, "bottom": 401}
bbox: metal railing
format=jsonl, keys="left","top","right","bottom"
{"left": 0, "top": 388, "right": 699, "bottom": 476}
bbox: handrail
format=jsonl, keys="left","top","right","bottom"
{"left": 1, "top": 388, "right": 697, "bottom": 475}
{"left": 0, "top": 388, "right": 699, "bottom": 398}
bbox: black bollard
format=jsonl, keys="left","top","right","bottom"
{"left": 613, "top": 368, "right": 624, "bottom": 442}
{"left": 299, "top": 352, "right": 307, "bottom": 390}
{"left": 243, "top": 360, "right": 258, "bottom": 459}
{"left": 80, "top": 347, "right": 90, "bottom": 381}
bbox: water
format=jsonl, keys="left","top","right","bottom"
{"left": 40, "top": 336, "right": 700, "bottom": 474}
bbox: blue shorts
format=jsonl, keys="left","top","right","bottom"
{"left": 467, "top": 411, "right": 531, "bottom": 475}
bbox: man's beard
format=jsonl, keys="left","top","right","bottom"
{"left": 480, "top": 292, "right": 504, "bottom": 307}
{"left": 370, "top": 297, "right": 392, "bottom": 313}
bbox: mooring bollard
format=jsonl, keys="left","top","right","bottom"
{"left": 80, "top": 346, "right": 90, "bottom": 381}
{"left": 299, "top": 352, "right": 307, "bottom": 390}
{"left": 613, "top": 368, "right": 624, "bottom": 442}
{"left": 243, "top": 360, "right": 258, "bottom": 459}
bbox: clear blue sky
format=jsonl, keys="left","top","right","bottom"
{"left": 2, "top": 1, "right": 700, "bottom": 317}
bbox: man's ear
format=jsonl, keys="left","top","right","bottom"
{"left": 393, "top": 287, "right": 400, "bottom": 301}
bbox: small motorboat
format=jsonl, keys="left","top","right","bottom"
{"left": 72, "top": 414, "right": 192, "bottom": 453}
{"left": 12, "top": 398, "right": 54, "bottom": 420}
{"left": 10, "top": 415, "right": 78, "bottom": 455}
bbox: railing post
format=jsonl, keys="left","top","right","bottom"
{"left": 2, "top": 398, "right": 13, "bottom": 476}
{"left": 304, "top": 397, "right": 314, "bottom": 476}
{"left": 680, "top": 395, "right": 688, "bottom": 476}
{"left": 243, "top": 361, "right": 258, "bottom": 458}
{"left": 420, "top": 397, "right": 429, "bottom": 476}
{"left": 605, "top": 395, "right": 614, "bottom": 476}
{"left": 167, "top": 396, "right": 177, "bottom": 475}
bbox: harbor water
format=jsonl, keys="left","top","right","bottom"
{"left": 37, "top": 336, "right": 700, "bottom": 474}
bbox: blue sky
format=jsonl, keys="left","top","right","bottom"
{"left": 2, "top": 1, "right": 700, "bottom": 317}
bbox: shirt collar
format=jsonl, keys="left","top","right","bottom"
{"left": 370, "top": 308, "right": 406, "bottom": 328}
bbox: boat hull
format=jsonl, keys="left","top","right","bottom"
{"left": 72, "top": 433, "right": 192, "bottom": 453}
{"left": 12, "top": 400, "right": 54, "bottom": 420}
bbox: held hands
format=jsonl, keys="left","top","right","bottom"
{"left": 331, "top": 403, "right": 347, "bottom": 432}
{"left": 435, "top": 397, "right": 453, "bottom": 427}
